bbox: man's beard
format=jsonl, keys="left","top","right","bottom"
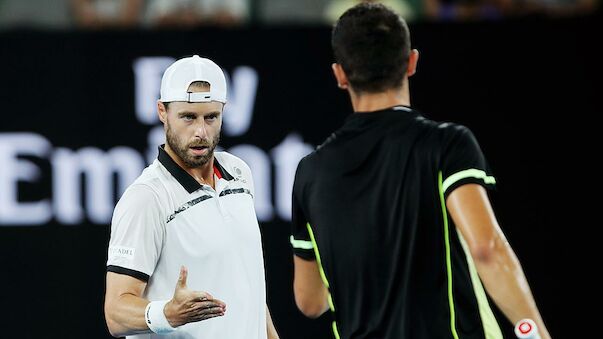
{"left": 166, "top": 124, "right": 220, "bottom": 168}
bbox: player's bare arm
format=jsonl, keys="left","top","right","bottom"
{"left": 104, "top": 266, "right": 225, "bottom": 337}
{"left": 446, "top": 184, "right": 551, "bottom": 339}
{"left": 292, "top": 255, "right": 329, "bottom": 318}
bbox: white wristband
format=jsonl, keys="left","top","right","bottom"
{"left": 514, "top": 319, "right": 541, "bottom": 339}
{"left": 145, "top": 300, "right": 177, "bottom": 334}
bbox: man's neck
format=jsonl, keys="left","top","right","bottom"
{"left": 349, "top": 84, "right": 410, "bottom": 113}
{"left": 164, "top": 144, "right": 215, "bottom": 188}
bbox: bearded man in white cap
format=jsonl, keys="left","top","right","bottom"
{"left": 104, "top": 55, "right": 279, "bottom": 339}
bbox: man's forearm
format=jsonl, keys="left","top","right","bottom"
{"left": 105, "top": 294, "right": 152, "bottom": 337}
{"left": 475, "top": 238, "right": 551, "bottom": 339}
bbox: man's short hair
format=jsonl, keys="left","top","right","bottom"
{"left": 332, "top": 3, "right": 411, "bottom": 94}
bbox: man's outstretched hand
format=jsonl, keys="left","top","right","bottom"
{"left": 164, "top": 266, "right": 226, "bottom": 327}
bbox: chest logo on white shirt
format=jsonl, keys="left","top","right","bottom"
{"left": 232, "top": 166, "right": 247, "bottom": 183}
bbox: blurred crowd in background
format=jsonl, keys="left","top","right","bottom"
{"left": 0, "top": 0, "right": 599, "bottom": 29}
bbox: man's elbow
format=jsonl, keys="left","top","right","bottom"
{"left": 470, "top": 236, "right": 508, "bottom": 265}
{"left": 104, "top": 303, "right": 125, "bottom": 338}
{"left": 470, "top": 243, "right": 496, "bottom": 263}
{"left": 106, "top": 319, "right": 122, "bottom": 338}
{"left": 294, "top": 294, "right": 328, "bottom": 319}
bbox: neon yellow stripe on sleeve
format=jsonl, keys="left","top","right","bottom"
{"left": 290, "top": 236, "right": 314, "bottom": 250}
{"left": 442, "top": 169, "right": 496, "bottom": 194}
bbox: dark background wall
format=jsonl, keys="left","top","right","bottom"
{"left": 0, "top": 15, "right": 600, "bottom": 338}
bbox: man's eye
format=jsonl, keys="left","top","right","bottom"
{"left": 182, "top": 115, "right": 195, "bottom": 121}
{"left": 206, "top": 114, "right": 218, "bottom": 121}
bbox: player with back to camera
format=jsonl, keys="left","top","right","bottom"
{"left": 290, "top": 3, "right": 551, "bottom": 339}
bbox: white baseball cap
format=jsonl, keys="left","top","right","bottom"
{"left": 160, "top": 55, "right": 227, "bottom": 103}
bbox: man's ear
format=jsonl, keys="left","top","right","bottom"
{"left": 332, "top": 63, "right": 349, "bottom": 90}
{"left": 157, "top": 101, "right": 167, "bottom": 123}
{"left": 407, "top": 49, "right": 419, "bottom": 77}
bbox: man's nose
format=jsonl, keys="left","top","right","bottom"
{"left": 194, "top": 120, "right": 208, "bottom": 138}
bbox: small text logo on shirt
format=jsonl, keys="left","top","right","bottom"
{"left": 108, "top": 246, "right": 136, "bottom": 261}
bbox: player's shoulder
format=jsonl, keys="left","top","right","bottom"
{"left": 435, "top": 122, "right": 476, "bottom": 147}
{"left": 131, "top": 160, "right": 168, "bottom": 190}
{"left": 416, "top": 116, "right": 473, "bottom": 143}
{"left": 409, "top": 112, "right": 468, "bottom": 134}
{"left": 214, "top": 151, "right": 252, "bottom": 179}
{"left": 293, "top": 151, "right": 318, "bottom": 182}
{"left": 115, "top": 182, "right": 162, "bottom": 215}
{"left": 117, "top": 161, "right": 166, "bottom": 206}
{"left": 435, "top": 121, "right": 470, "bottom": 134}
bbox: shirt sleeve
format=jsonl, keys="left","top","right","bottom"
{"left": 440, "top": 124, "right": 496, "bottom": 198}
{"left": 106, "top": 184, "right": 164, "bottom": 282}
{"left": 290, "top": 159, "right": 316, "bottom": 260}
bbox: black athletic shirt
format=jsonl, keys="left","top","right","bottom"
{"left": 291, "top": 106, "right": 502, "bottom": 339}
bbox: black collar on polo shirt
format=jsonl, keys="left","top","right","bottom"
{"left": 157, "top": 145, "right": 234, "bottom": 193}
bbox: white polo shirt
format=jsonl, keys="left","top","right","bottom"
{"left": 107, "top": 146, "right": 267, "bottom": 339}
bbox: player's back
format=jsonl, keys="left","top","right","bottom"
{"left": 293, "top": 106, "right": 497, "bottom": 339}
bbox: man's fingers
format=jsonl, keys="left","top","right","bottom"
{"left": 177, "top": 266, "right": 188, "bottom": 289}
{"left": 192, "top": 292, "right": 218, "bottom": 303}
{"left": 205, "top": 298, "right": 225, "bottom": 308}
{"left": 193, "top": 312, "right": 224, "bottom": 322}
{"left": 189, "top": 306, "right": 226, "bottom": 322}
{"left": 188, "top": 301, "right": 225, "bottom": 313}
{"left": 176, "top": 297, "right": 225, "bottom": 324}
